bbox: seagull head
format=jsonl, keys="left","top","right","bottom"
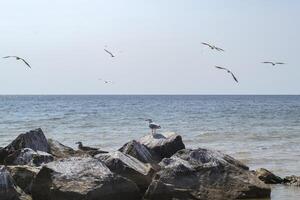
{"left": 145, "top": 119, "right": 153, "bottom": 123}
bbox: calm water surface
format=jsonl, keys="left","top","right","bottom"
{"left": 0, "top": 95, "right": 299, "bottom": 199}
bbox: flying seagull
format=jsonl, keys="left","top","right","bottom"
{"left": 3, "top": 56, "right": 31, "bottom": 68}
{"left": 145, "top": 119, "right": 161, "bottom": 135}
{"left": 104, "top": 49, "right": 115, "bottom": 57}
{"left": 262, "top": 61, "right": 285, "bottom": 66}
{"left": 202, "top": 42, "right": 225, "bottom": 52}
{"left": 215, "top": 66, "right": 238, "bottom": 83}
{"left": 98, "top": 78, "right": 114, "bottom": 84}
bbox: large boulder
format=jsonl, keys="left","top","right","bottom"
{"left": 119, "top": 140, "right": 160, "bottom": 164}
{"left": 4, "top": 148, "right": 54, "bottom": 166}
{"left": 139, "top": 132, "right": 185, "bottom": 160}
{"left": 47, "top": 139, "right": 77, "bottom": 159}
{"left": 96, "top": 151, "right": 155, "bottom": 192}
{"left": 7, "top": 165, "right": 40, "bottom": 194}
{"left": 4, "top": 129, "right": 50, "bottom": 153}
{"left": 283, "top": 175, "right": 300, "bottom": 186}
{"left": 31, "top": 157, "right": 141, "bottom": 200}
{"left": 0, "top": 129, "right": 50, "bottom": 164}
{"left": 144, "top": 148, "right": 270, "bottom": 200}
{"left": 254, "top": 168, "right": 283, "bottom": 184}
{"left": 0, "top": 166, "right": 32, "bottom": 200}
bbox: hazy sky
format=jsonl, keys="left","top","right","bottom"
{"left": 0, "top": 0, "right": 299, "bottom": 94}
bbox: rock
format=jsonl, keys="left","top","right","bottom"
{"left": 48, "top": 139, "right": 77, "bottom": 159}
{"left": 96, "top": 151, "right": 155, "bottom": 192}
{"left": 144, "top": 148, "right": 270, "bottom": 200}
{"left": 254, "top": 168, "right": 283, "bottom": 184}
{"left": 119, "top": 140, "right": 159, "bottom": 164}
{"left": 0, "top": 148, "right": 9, "bottom": 164}
{"left": 283, "top": 175, "right": 300, "bottom": 186}
{"left": 139, "top": 132, "right": 185, "bottom": 161}
{"left": 31, "top": 157, "right": 141, "bottom": 200}
{"left": 4, "top": 148, "right": 54, "bottom": 166}
{"left": 0, "top": 165, "right": 32, "bottom": 200}
{"left": 7, "top": 165, "right": 40, "bottom": 194}
{"left": 4, "top": 128, "right": 50, "bottom": 154}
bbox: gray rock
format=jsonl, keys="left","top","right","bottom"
{"left": 7, "top": 165, "right": 40, "bottom": 194}
{"left": 0, "top": 165, "right": 32, "bottom": 200}
{"left": 31, "top": 157, "right": 141, "bottom": 200}
{"left": 4, "top": 148, "right": 54, "bottom": 166}
{"left": 48, "top": 139, "right": 77, "bottom": 159}
{"left": 144, "top": 148, "right": 270, "bottom": 200}
{"left": 96, "top": 151, "right": 155, "bottom": 192}
{"left": 119, "top": 140, "right": 159, "bottom": 164}
{"left": 254, "top": 168, "right": 283, "bottom": 184}
{"left": 283, "top": 175, "right": 300, "bottom": 186}
{"left": 5, "top": 128, "right": 50, "bottom": 153}
{"left": 139, "top": 132, "right": 185, "bottom": 161}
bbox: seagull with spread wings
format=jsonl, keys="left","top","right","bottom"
{"left": 104, "top": 49, "right": 115, "bottom": 57}
{"left": 98, "top": 78, "right": 114, "bottom": 84}
{"left": 202, "top": 42, "right": 225, "bottom": 52}
{"left": 215, "top": 66, "right": 238, "bottom": 83}
{"left": 3, "top": 56, "right": 31, "bottom": 69}
{"left": 262, "top": 61, "right": 285, "bottom": 66}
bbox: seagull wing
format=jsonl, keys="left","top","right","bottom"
{"left": 215, "top": 66, "right": 228, "bottom": 71}
{"left": 230, "top": 72, "right": 239, "bottom": 83}
{"left": 215, "top": 47, "right": 225, "bottom": 52}
{"left": 262, "top": 61, "right": 274, "bottom": 65}
{"left": 275, "top": 62, "right": 285, "bottom": 65}
{"left": 3, "top": 56, "right": 17, "bottom": 59}
{"left": 104, "top": 49, "right": 114, "bottom": 57}
{"left": 202, "top": 42, "right": 212, "bottom": 48}
{"left": 19, "top": 58, "right": 31, "bottom": 68}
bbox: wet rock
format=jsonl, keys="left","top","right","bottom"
{"left": 7, "top": 165, "right": 40, "bottom": 194}
{"left": 48, "top": 139, "right": 77, "bottom": 159}
{"left": 0, "top": 166, "right": 32, "bottom": 200}
{"left": 31, "top": 157, "right": 141, "bottom": 200}
{"left": 254, "top": 168, "right": 283, "bottom": 184}
{"left": 139, "top": 132, "right": 185, "bottom": 161}
{"left": 4, "top": 128, "right": 50, "bottom": 154}
{"left": 144, "top": 148, "right": 270, "bottom": 200}
{"left": 4, "top": 148, "right": 54, "bottom": 166}
{"left": 119, "top": 140, "right": 159, "bottom": 164}
{"left": 283, "top": 175, "right": 300, "bottom": 186}
{"left": 96, "top": 151, "right": 155, "bottom": 192}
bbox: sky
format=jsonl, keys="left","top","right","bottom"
{"left": 0, "top": 0, "right": 299, "bottom": 94}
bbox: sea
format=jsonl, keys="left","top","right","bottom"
{"left": 0, "top": 95, "right": 299, "bottom": 199}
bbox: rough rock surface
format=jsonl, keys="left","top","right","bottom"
{"left": 144, "top": 148, "right": 270, "bottom": 200}
{"left": 0, "top": 166, "right": 32, "bottom": 200}
{"left": 48, "top": 139, "right": 77, "bottom": 159}
{"left": 4, "top": 148, "right": 54, "bottom": 166}
{"left": 4, "top": 128, "right": 50, "bottom": 153}
{"left": 96, "top": 151, "right": 155, "bottom": 192}
{"left": 31, "top": 157, "right": 141, "bottom": 200}
{"left": 7, "top": 165, "right": 40, "bottom": 194}
{"left": 139, "top": 132, "right": 185, "bottom": 160}
{"left": 283, "top": 175, "right": 300, "bottom": 186}
{"left": 254, "top": 168, "right": 283, "bottom": 184}
{"left": 119, "top": 140, "right": 159, "bottom": 164}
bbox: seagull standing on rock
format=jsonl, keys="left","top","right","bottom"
{"left": 145, "top": 119, "right": 161, "bottom": 135}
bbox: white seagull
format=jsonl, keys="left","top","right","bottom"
{"left": 202, "top": 42, "right": 225, "bottom": 52}
{"left": 215, "top": 66, "right": 238, "bottom": 83}
{"left": 3, "top": 56, "right": 31, "bottom": 69}
{"left": 262, "top": 61, "right": 285, "bottom": 66}
{"left": 145, "top": 119, "right": 161, "bottom": 135}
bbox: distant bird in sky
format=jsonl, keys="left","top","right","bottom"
{"left": 98, "top": 78, "right": 114, "bottom": 84}
{"left": 145, "top": 119, "right": 161, "bottom": 135}
{"left": 202, "top": 42, "right": 224, "bottom": 52}
{"left": 2, "top": 56, "right": 31, "bottom": 69}
{"left": 262, "top": 61, "right": 285, "bottom": 66}
{"left": 104, "top": 49, "right": 115, "bottom": 57}
{"left": 215, "top": 66, "right": 238, "bottom": 83}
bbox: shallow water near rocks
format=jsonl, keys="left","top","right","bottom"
{"left": 0, "top": 95, "right": 300, "bottom": 199}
